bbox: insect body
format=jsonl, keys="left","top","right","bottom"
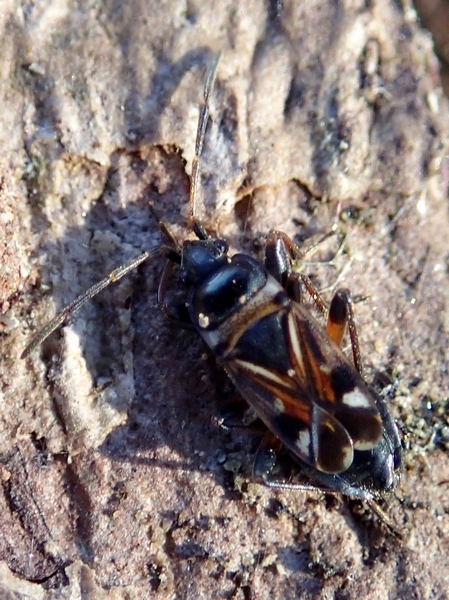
{"left": 22, "top": 53, "right": 402, "bottom": 531}
{"left": 183, "top": 235, "right": 402, "bottom": 508}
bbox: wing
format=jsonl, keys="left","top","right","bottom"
{"left": 223, "top": 302, "right": 383, "bottom": 475}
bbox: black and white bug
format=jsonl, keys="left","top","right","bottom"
{"left": 22, "top": 53, "right": 402, "bottom": 533}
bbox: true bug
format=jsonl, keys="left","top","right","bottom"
{"left": 22, "top": 52, "right": 402, "bottom": 533}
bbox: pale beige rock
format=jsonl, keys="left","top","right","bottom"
{"left": 1, "top": 0, "right": 449, "bottom": 598}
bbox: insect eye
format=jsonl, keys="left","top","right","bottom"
{"left": 213, "top": 240, "right": 228, "bottom": 257}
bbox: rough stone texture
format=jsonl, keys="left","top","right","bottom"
{"left": 1, "top": 0, "right": 449, "bottom": 598}
{"left": 415, "top": 0, "right": 449, "bottom": 95}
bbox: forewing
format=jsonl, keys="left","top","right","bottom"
{"left": 224, "top": 357, "right": 354, "bottom": 474}
{"left": 223, "top": 301, "right": 384, "bottom": 474}
{"left": 288, "top": 303, "right": 383, "bottom": 451}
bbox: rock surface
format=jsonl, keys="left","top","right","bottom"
{"left": 1, "top": 0, "right": 449, "bottom": 598}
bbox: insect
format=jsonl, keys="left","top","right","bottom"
{"left": 22, "top": 52, "right": 402, "bottom": 533}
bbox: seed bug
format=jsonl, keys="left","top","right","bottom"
{"left": 22, "top": 52, "right": 402, "bottom": 534}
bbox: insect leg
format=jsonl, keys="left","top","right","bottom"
{"left": 264, "top": 230, "right": 328, "bottom": 313}
{"left": 253, "top": 431, "right": 283, "bottom": 483}
{"left": 264, "top": 231, "right": 363, "bottom": 373}
{"left": 148, "top": 201, "right": 182, "bottom": 251}
{"left": 253, "top": 431, "right": 338, "bottom": 493}
{"left": 213, "top": 396, "right": 265, "bottom": 432}
{"left": 22, "top": 246, "right": 177, "bottom": 358}
{"left": 365, "top": 499, "right": 403, "bottom": 539}
{"left": 157, "top": 258, "right": 194, "bottom": 329}
{"left": 327, "top": 288, "right": 363, "bottom": 375}
{"left": 264, "top": 230, "right": 302, "bottom": 290}
{"left": 189, "top": 51, "right": 221, "bottom": 237}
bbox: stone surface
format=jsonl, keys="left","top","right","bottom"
{"left": 415, "top": 0, "right": 449, "bottom": 95}
{"left": 1, "top": 0, "right": 449, "bottom": 598}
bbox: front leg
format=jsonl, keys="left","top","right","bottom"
{"left": 157, "top": 258, "right": 194, "bottom": 329}
{"left": 264, "top": 230, "right": 328, "bottom": 312}
{"left": 264, "top": 230, "right": 363, "bottom": 374}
